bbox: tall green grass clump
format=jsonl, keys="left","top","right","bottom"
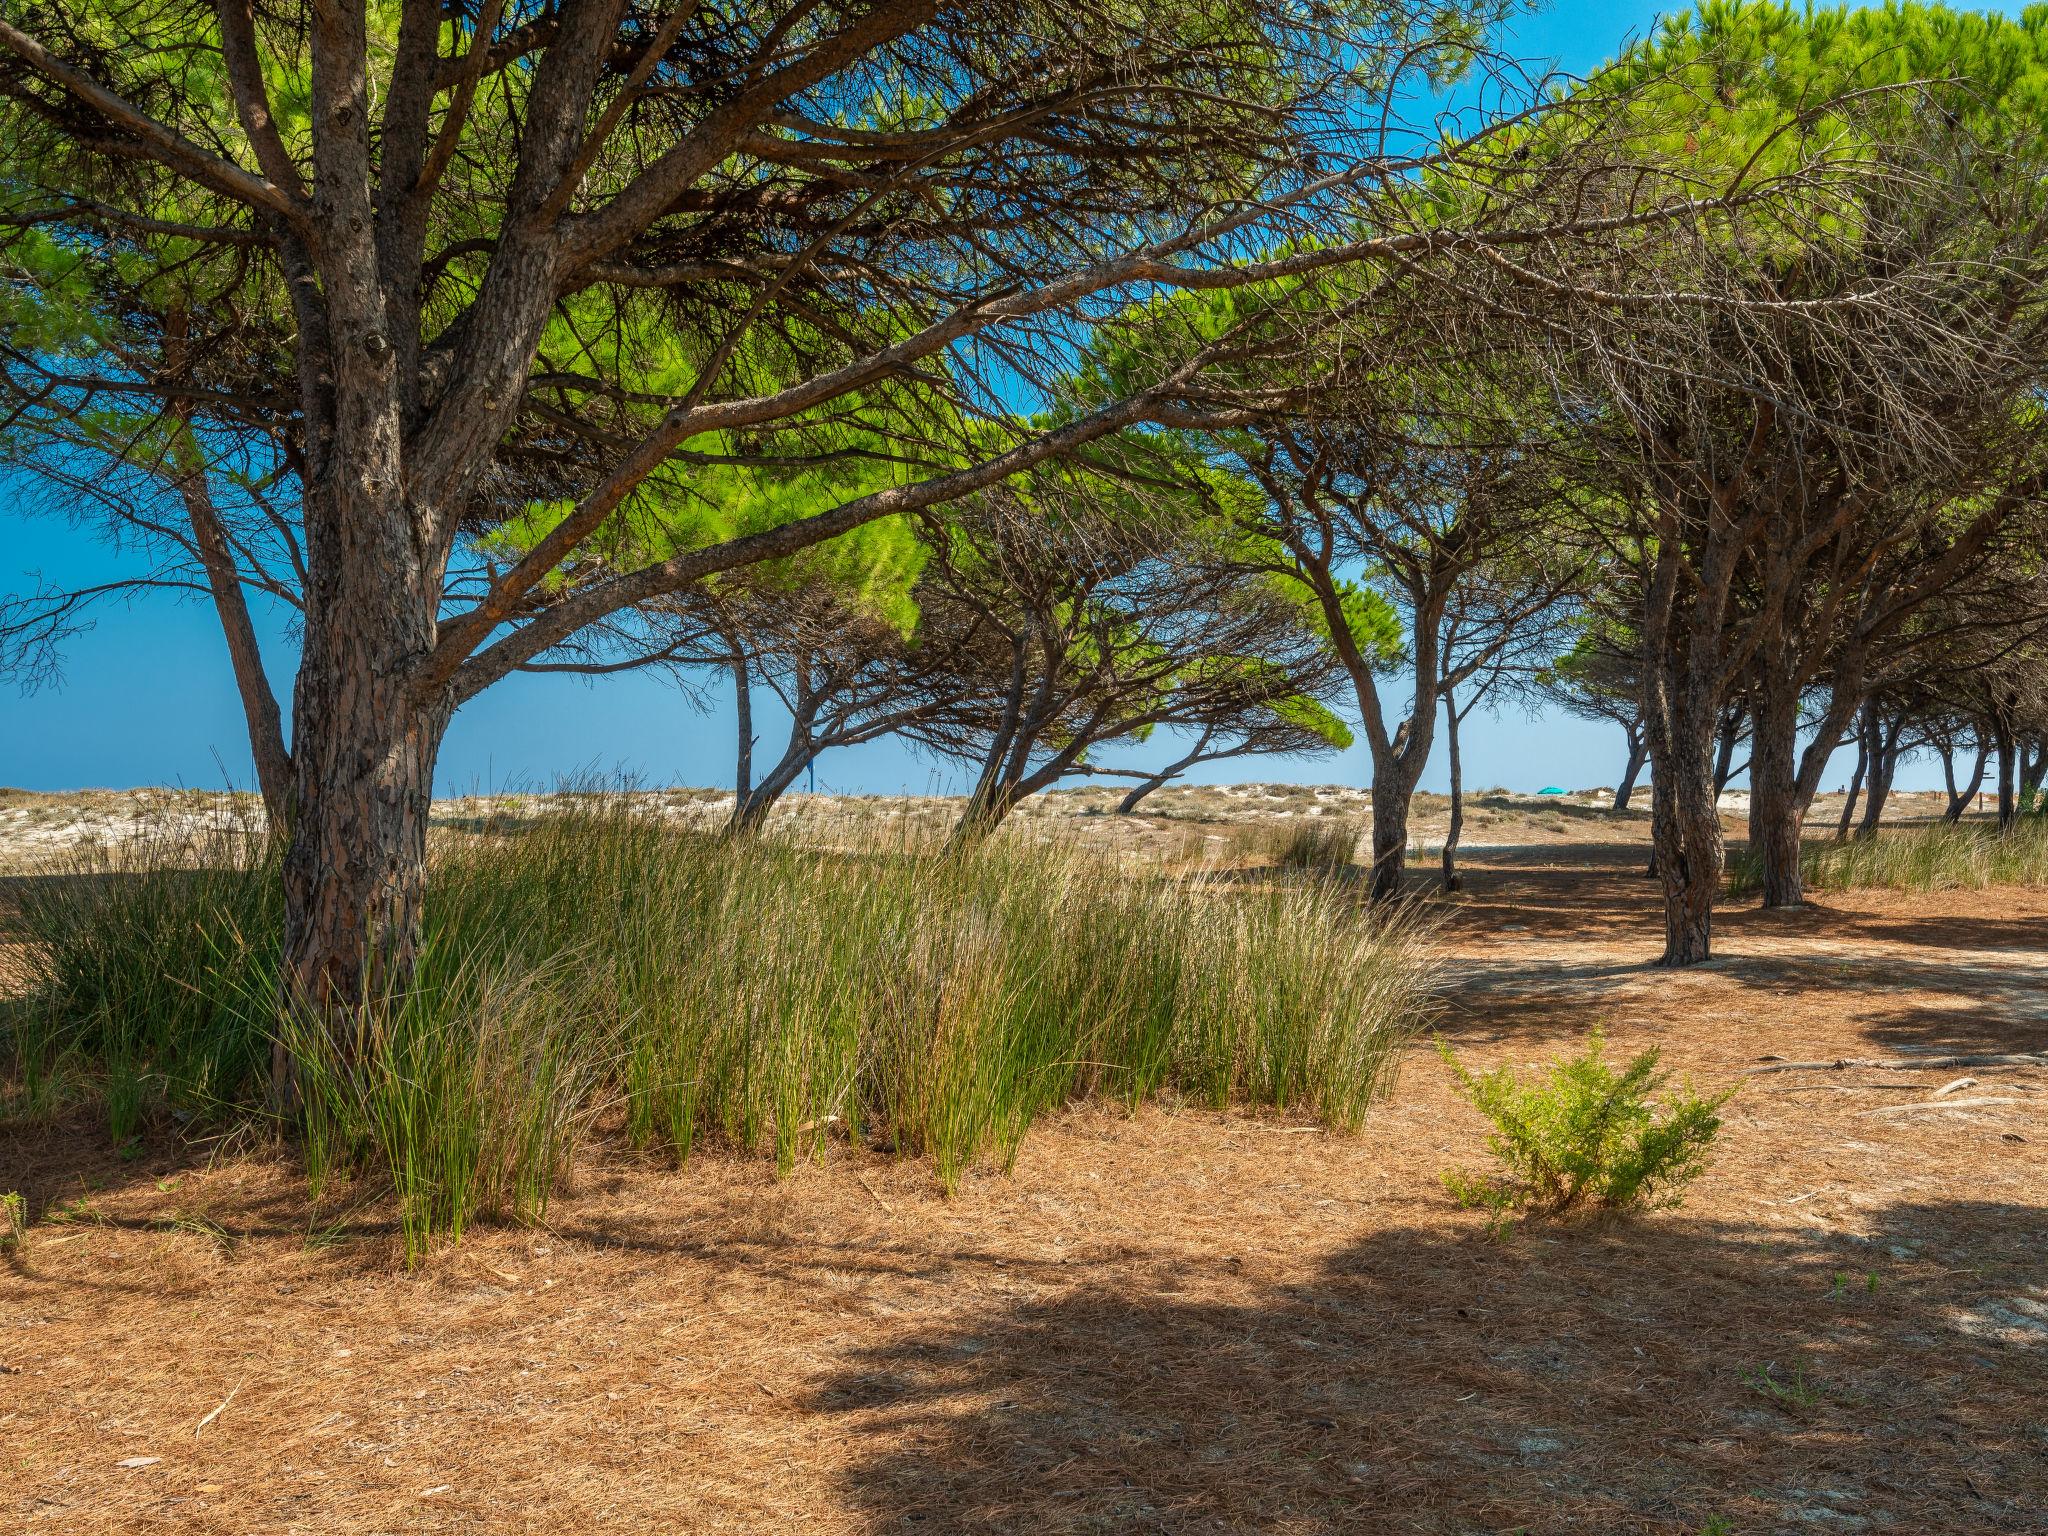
{"left": 1729, "top": 818, "right": 2048, "bottom": 895}
{"left": 6, "top": 801, "right": 1439, "bottom": 1257}
{"left": 1268, "top": 818, "right": 1360, "bottom": 876}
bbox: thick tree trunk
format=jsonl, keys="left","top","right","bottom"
{"left": 1648, "top": 718, "right": 1720, "bottom": 965}
{"left": 1746, "top": 672, "right": 1804, "bottom": 909}
{"left": 279, "top": 607, "right": 450, "bottom": 1087}
{"left": 1366, "top": 755, "right": 1426, "bottom": 903}
{"left": 278, "top": 459, "right": 452, "bottom": 1102}
{"left": 1613, "top": 731, "right": 1647, "bottom": 812}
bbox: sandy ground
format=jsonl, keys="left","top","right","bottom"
{"left": 2, "top": 832, "right": 2044, "bottom": 1533}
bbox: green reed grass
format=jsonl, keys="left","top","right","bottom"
{"left": 4, "top": 801, "right": 1438, "bottom": 1259}
{"left": 1728, "top": 817, "right": 2048, "bottom": 895}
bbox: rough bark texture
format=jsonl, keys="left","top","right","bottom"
{"left": 1746, "top": 670, "right": 1805, "bottom": 908}
{"left": 279, "top": 482, "right": 453, "bottom": 1038}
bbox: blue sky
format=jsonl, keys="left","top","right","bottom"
{"left": 2, "top": 2, "right": 2013, "bottom": 799}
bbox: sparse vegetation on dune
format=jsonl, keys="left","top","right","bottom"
{"left": 4, "top": 804, "right": 1435, "bottom": 1262}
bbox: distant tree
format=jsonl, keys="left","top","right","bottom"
{"left": 904, "top": 466, "right": 1352, "bottom": 840}
{"left": 1534, "top": 4, "right": 2048, "bottom": 957}
{"left": 1538, "top": 621, "right": 1648, "bottom": 811}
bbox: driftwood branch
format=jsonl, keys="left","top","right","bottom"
{"left": 1745, "top": 1053, "right": 2048, "bottom": 1074}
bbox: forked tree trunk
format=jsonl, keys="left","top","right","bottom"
{"left": 1613, "top": 731, "right": 1647, "bottom": 811}
{"left": 1941, "top": 740, "right": 1987, "bottom": 822}
{"left": 729, "top": 735, "right": 819, "bottom": 835}
{"left": 1856, "top": 711, "right": 1902, "bottom": 837}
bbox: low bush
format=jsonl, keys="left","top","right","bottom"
{"left": 1437, "top": 1029, "right": 1732, "bottom": 1233}
{"left": 4, "top": 802, "right": 1439, "bottom": 1260}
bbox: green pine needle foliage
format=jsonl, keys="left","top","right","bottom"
{"left": 1437, "top": 1029, "right": 1734, "bottom": 1233}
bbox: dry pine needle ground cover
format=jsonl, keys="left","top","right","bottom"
{"left": 2, "top": 829, "right": 2045, "bottom": 1534}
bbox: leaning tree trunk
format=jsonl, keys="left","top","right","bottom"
{"left": 1441, "top": 696, "right": 1466, "bottom": 893}
{"left": 280, "top": 480, "right": 452, "bottom": 1092}
{"left": 1116, "top": 727, "right": 1214, "bottom": 814}
{"left": 1613, "top": 731, "right": 1647, "bottom": 811}
{"left": 1836, "top": 718, "right": 1871, "bottom": 839}
{"left": 1711, "top": 704, "right": 1745, "bottom": 797}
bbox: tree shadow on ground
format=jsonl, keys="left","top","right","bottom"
{"left": 806, "top": 1200, "right": 2048, "bottom": 1535}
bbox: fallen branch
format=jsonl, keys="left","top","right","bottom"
{"left": 1856, "top": 1096, "right": 2024, "bottom": 1116}
{"left": 1747, "top": 1053, "right": 2048, "bottom": 1075}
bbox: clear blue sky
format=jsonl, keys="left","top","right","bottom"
{"left": 3, "top": 3, "right": 2015, "bottom": 799}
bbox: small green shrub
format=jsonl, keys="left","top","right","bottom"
{"left": 1, "top": 1191, "right": 24, "bottom": 1251}
{"left": 1438, "top": 1029, "right": 1733, "bottom": 1232}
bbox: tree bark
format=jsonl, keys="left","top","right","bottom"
{"left": 279, "top": 477, "right": 452, "bottom": 1086}
{"left": 1441, "top": 692, "right": 1465, "bottom": 893}
{"left": 2022, "top": 735, "right": 2047, "bottom": 810}
{"left": 1647, "top": 712, "right": 1720, "bottom": 965}
{"left": 1613, "top": 730, "right": 1647, "bottom": 811}
{"left": 1367, "top": 754, "right": 1427, "bottom": 903}
{"left": 1746, "top": 666, "right": 1805, "bottom": 908}
{"left": 1836, "top": 713, "right": 1870, "bottom": 838}
{"left": 1855, "top": 709, "right": 1902, "bottom": 837}
{"left": 1711, "top": 701, "right": 1746, "bottom": 797}
{"left": 1994, "top": 715, "right": 2019, "bottom": 830}
{"left": 731, "top": 652, "right": 754, "bottom": 811}
{"left": 1115, "top": 727, "right": 1214, "bottom": 815}
{"left": 1943, "top": 739, "right": 1988, "bottom": 822}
